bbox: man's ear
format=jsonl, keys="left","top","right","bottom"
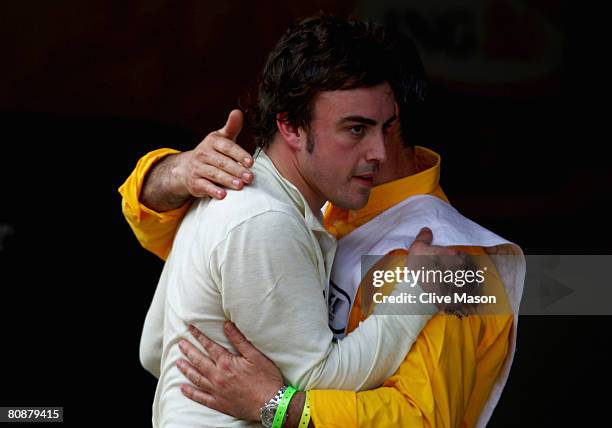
{"left": 276, "top": 113, "right": 304, "bottom": 151}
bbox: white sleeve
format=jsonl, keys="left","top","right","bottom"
{"left": 139, "top": 268, "right": 167, "bottom": 379}
{"left": 214, "top": 211, "right": 433, "bottom": 391}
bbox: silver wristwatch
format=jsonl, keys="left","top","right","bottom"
{"left": 259, "top": 386, "right": 288, "bottom": 428}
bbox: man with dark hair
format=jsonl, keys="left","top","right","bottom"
{"left": 123, "top": 15, "right": 453, "bottom": 428}
{"left": 250, "top": 16, "right": 402, "bottom": 150}
{"left": 120, "top": 14, "right": 524, "bottom": 428}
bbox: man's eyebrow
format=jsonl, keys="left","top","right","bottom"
{"left": 338, "top": 115, "right": 377, "bottom": 126}
{"left": 337, "top": 114, "right": 397, "bottom": 127}
{"left": 383, "top": 114, "right": 397, "bottom": 128}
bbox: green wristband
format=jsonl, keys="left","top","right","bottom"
{"left": 299, "top": 390, "right": 311, "bottom": 427}
{"left": 271, "top": 385, "right": 297, "bottom": 428}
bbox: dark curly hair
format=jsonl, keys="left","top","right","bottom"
{"left": 249, "top": 14, "right": 428, "bottom": 150}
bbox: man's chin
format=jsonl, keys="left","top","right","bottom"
{"left": 330, "top": 189, "right": 371, "bottom": 210}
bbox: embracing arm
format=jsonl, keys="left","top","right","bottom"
{"left": 117, "top": 109, "right": 253, "bottom": 260}
{"left": 119, "top": 148, "right": 190, "bottom": 260}
{"left": 216, "top": 213, "right": 437, "bottom": 394}
{"left": 177, "top": 238, "right": 487, "bottom": 427}
{"left": 307, "top": 246, "right": 510, "bottom": 427}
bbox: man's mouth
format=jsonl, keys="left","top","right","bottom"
{"left": 352, "top": 173, "right": 375, "bottom": 187}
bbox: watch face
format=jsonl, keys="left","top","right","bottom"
{"left": 261, "top": 406, "right": 276, "bottom": 426}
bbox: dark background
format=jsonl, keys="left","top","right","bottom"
{"left": 0, "top": 0, "right": 609, "bottom": 426}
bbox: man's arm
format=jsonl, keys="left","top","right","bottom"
{"left": 341, "top": 315, "right": 512, "bottom": 428}
{"left": 300, "top": 250, "right": 513, "bottom": 428}
{"left": 118, "top": 109, "right": 254, "bottom": 259}
{"left": 172, "top": 222, "right": 457, "bottom": 426}
{"left": 177, "top": 303, "right": 512, "bottom": 428}
{"left": 213, "top": 213, "right": 427, "bottom": 392}
{"left": 178, "top": 322, "right": 313, "bottom": 427}
{"left": 176, "top": 322, "right": 432, "bottom": 428}
{"left": 216, "top": 218, "right": 451, "bottom": 394}
{"left": 119, "top": 147, "right": 191, "bottom": 260}
{"left": 138, "top": 151, "right": 194, "bottom": 212}
{"left": 177, "top": 247, "right": 514, "bottom": 428}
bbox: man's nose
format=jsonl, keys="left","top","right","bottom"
{"left": 365, "top": 130, "right": 387, "bottom": 164}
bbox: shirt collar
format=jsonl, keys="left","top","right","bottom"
{"left": 254, "top": 149, "right": 329, "bottom": 235}
{"left": 348, "top": 146, "right": 442, "bottom": 222}
{"left": 323, "top": 146, "right": 445, "bottom": 236}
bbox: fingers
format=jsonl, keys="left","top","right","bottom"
{"left": 409, "top": 227, "right": 434, "bottom": 254}
{"left": 177, "top": 358, "right": 214, "bottom": 392}
{"left": 185, "top": 109, "right": 254, "bottom": 198}
{"left": 218, "top": 109, "right": 245, "bottom": 144}
{"left": 211, "top": 131, "right": 253, "bottom": 170}
{"left": 195, "top": 161, "right": 250, "bottom": 192}
{"left": 202, "top": 135, "right": 253, "bottom": 175}
{"left": 410, "top": 227, "right": 461, "bottom": 256}
{"left": 193, "top": 142, "right": 252, "bottom": 182}
{"left": 188, "top": 324, "right": 230, "bottom": 363}
{"left": 194, "top": 164, "right": 244, "bottom": 193}
{"left": 179, "top": 339, "right": 216, "bottom": 374}
{"left": 202, "top": 151, "right": 253, "bottom": 183}
{"left": 189, "top": 132, "right": 254, "bottom": 195}
{"left": 180, "top": 383, "right": 217, "bottom": 408}
{"left": 189, "top": 177, "right": 227, "bottom": 200}
{"left": 413, "top": 227, "right": 433, "bottom": 245}
{"left": 223, "top": 321, "right": 259, "bottom": 360}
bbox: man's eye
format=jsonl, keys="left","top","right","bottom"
{"left": 349, "top": 126, "right": 366, "bottom": 136}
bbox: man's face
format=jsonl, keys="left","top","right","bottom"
{"left": 297, "top": 82, "right": 397, "bottom": 210}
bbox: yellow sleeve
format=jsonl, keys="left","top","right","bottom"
{"left": 310, "top": 248, "right": 428, "bottom": 428}
{"left": 309, "top": 315, "right": 480, "bottom": 428}
{"left": 118, "top": 148, "right": 192, "bottom": 260}
{"left": 310, "top": 390, "right": 357, "bottom": 428}
{"left": 309, "top": 247, "right": 513, "bottom": 428}
{"left": 310, "top": 387, "right": 426, "bottom": 428}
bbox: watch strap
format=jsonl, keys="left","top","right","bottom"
{"left": 271, "top": 385, "right": 297, "bottom": 428}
